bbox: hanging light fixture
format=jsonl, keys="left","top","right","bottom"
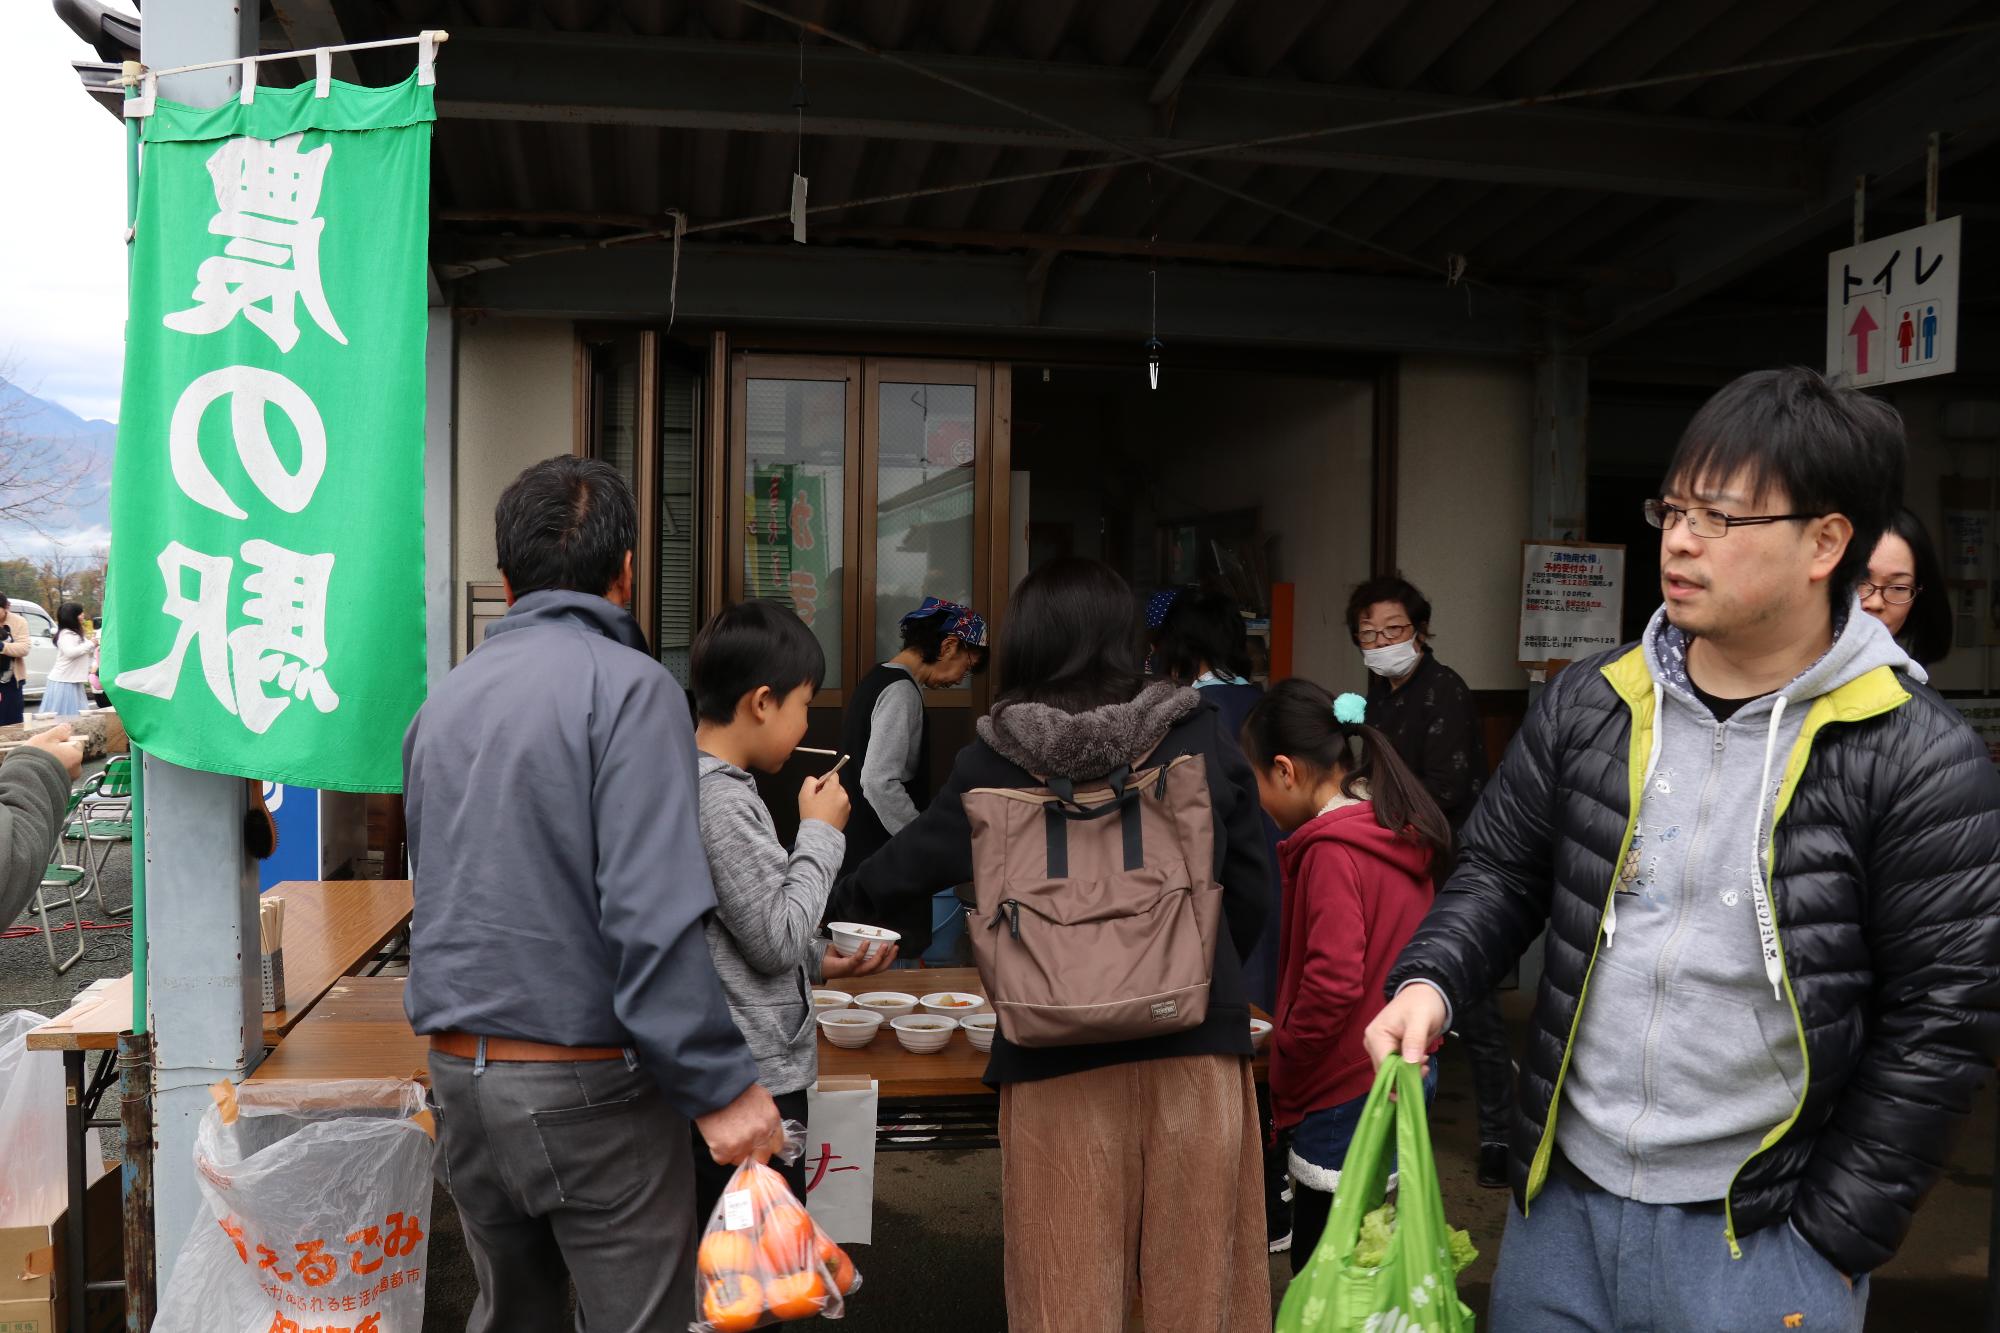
{"left": 1145, "top": 261, "right": 1163, "bottom": 390}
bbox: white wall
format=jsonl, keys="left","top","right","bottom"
{"left": 453, "top": 317, "right": 576, "bottom": 656}
{"left": 1395, "top": 356, "right": 1536, "bottom": 690}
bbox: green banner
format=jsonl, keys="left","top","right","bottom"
{"left": 104, "top": 73, "right": 434, "bottom": 793}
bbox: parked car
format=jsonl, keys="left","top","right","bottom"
{"left": 8, "top": 600, "right": 58, "bottom": 703}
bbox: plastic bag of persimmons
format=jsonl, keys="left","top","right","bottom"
{"left": 691, "top": 1122, "right": 861, "bottom": 1331}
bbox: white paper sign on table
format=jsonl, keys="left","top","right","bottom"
{"left": 806, "top": 1077, "right": 878, "bottom": 1245}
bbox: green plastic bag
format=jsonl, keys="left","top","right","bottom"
{"left": 1276, "top": 1056, "right": 1477, "bottom": 1333}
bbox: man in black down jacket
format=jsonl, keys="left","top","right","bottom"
{"left": 1367, "top": 368, "right": 2000, "bottom": 1331}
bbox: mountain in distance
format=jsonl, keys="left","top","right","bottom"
{"left": 0, "top": 378, "right": 114, "bottom": 556}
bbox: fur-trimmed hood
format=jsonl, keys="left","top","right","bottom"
{"left": 976, "top": 681, "right": 1201, "bottom": 780}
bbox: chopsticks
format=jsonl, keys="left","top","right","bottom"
{"left": 259, "top": 896, "right": 284, "bottom": 955}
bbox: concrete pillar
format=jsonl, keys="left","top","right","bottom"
{"left": 425, "top": 306, "right": 457, "bottom": 688}
{"left": 139, "top": 0, "right": 259, "bottom": 1289}
{"left": 1531, "top": 337, "right": 1589, "bottom": 542}
{"left": 1516, "top": 328, "right": 1589, "bottom": 996}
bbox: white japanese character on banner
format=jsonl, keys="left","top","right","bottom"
{"left": 229, "top": 539, "right": 340, "bottom": 734}
{"left": 170, "top": 366, "right": 326, "bottom": 519}
{"left": 112, "top": 542, "right": 234, "bottom": 711}
{"left": 163, "top": 133, "right": 347, "bottom": 353}
{"left": 115, "top": 540, "right": 340, "bottom": 734}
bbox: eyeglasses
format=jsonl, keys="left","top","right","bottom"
{"left": 1856, "top": 581, "right": 1920, "bottom": 605}
{"left": 1356, "top": 623, "right": 1415, "bottom": 647}
{"left": 1643, "top": 498, "right": 1821, "bottom": 539}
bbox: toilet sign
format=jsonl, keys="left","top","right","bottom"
{"left": 1826, "top": 217, "right": 1960, "bottom": 385}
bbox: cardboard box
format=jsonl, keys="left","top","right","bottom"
{"left": 0, "top": 1173, "right": 124, "bottom": 1333}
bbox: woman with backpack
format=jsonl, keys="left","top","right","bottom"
{"left": 1239, "top": 678, "right": 1451, "bottom": 1271}
{"left": 835, "top": 557, "right": 1275, "bottom": 1333}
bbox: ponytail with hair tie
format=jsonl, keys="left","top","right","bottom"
{"left": 1332, "top": 692, "right": 1367, "bottom": 727}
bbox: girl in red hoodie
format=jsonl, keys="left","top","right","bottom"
{"left": 1241, "top": 677, "right": 1453, "bottom": 1273}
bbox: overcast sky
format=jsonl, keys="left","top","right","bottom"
{"left": 0, "top": 9, "right": 129, "bottom": 424}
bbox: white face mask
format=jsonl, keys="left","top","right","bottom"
{"left": 1361, "top": 638, "right": 1421, "bottom": 679}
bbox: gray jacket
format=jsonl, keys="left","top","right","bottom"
{"left": 0, "top": 747, "right": 76, "bottom": 929}
{"left": 403, "top": 591, "right": 757, "bottom": 1121}
{"left": 1559, "top": 599, "right": 1918, "bottom": 1203}
{"left": 697, "top": 755, "right": 844, "bottom": 1095}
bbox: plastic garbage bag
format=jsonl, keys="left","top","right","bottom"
{"left": 690, "top": 1119, "right": 861, "bottom": 1331}
{"left": 1277, "top": 1056, "right": 1478, "bottom": 1333}
{"left": 0, "top": 1009, "right": 108, "bottom": 1227}
{"left": 154, "top": 1079, "right": 436, "bottom": 1333}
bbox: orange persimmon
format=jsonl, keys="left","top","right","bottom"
{"left": 765, "top": 1269, "right": 830, "bottom": 1320}
{"left": 701, "top": 1273, "right": 765, "bottom": 1333}
{"left": 698, "top": 1229, "right": 756, "bottom": 1278}
{"left": 757, "top": 1202, "right": 817, "bottom": 1272}
{"left": 816, "top": 1235, "right": 858, "bottom": 1295}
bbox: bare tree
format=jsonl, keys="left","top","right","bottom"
{"left": 38, "top": 544, "right": 82, "bottom": 610}
{"left": 0, "top": 362, "right": 106, "bottom": 545}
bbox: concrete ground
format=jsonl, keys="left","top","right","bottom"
{"left": 3, "top": 863, "right": 1991, "bottom": 1330}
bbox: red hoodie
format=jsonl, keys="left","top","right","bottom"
{"left": 1270, "top": 799, "right": 1436, "bottom": 1130}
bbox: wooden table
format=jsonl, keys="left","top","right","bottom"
{"left": 260, "top": 879, "right": 414, "bottom": 1037}
{"left": 244, "top": 976, "right": 425, "bottom": 1084}
{"left": 25, "top": 881, "right": 413, "bottom": 1333}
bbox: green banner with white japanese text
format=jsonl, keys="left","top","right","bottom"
{"left": 104, "top": 73, "right": 433, "bottom": 792}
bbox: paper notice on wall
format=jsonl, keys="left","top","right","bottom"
{"left": 1518, "top": 541, "right": 1625, "bottom": 667}
{"left": 1947, "top": 699, "right": 2000, "bottom": 767}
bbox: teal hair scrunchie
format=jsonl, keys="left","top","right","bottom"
{"left": 1333, "top": 692, "right": 1368, "bottom": 726}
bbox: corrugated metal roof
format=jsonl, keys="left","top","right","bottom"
{"left": 294, "top": 0, "right": 1995, "bottom": 328}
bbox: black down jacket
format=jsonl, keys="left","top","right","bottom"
{"left": 1385, "top": 643, "right": 2000, "bottom": 1277}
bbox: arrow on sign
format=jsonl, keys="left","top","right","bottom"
{"left": 1848, "top": 305, "right": 1880, "bottom": 376}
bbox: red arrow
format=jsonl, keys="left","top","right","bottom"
{"left": 1848, "top": 305, "right": 1880, "bottom": 376}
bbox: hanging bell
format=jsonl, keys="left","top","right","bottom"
{"left": 1145, "top": 337, "right": 1163, "bottom": 391}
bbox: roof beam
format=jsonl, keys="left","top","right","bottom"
{"left": 437, "top": 28, "right": 1808, "bottom": 204}
{"left": 1025, "top": 166, "right": 1121, "bottom": 324}
{"left": 267, "top": 0, "right": 360, "bottom": 80}
{"left": 1149, "top": 0, "right": 1239, "bottom": 105}
{"left": 447, "top": 242, "right": 1534, "bottom": 356}
{"left": 1576, "top": 34, "right": 2000, "bottom": 354}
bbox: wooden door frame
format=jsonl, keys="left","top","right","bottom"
{"left": 727, "top": 352, "right": 864, "bottom": 706}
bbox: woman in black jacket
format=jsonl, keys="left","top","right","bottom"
{"left": 835, "top": 557, "right": 1274, "bottom": 1333}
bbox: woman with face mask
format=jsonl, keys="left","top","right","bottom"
{"left": 1346, "top": 574, "right": 1517, "bottom": 1191}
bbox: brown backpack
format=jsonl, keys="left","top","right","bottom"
{"left": 962, "top": 750, "right": 1223, "bottom": 1048}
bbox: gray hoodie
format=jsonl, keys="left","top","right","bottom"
{"left": 696, "top": 755, "right": 845, "bottom": 1095}
{"left": 1558, "top": 598, "right": 1920, "bottom": 1203}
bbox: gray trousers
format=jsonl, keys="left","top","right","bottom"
{"left": 429, "top": 1049, "right": 699, "bottom": 1333}
{"left": 1490, "top": 1158, "right": 1869, "bottom": 1332}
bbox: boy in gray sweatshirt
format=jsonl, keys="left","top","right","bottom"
{"left": 688, "top": 601, "right": 898, "bottom": 1221}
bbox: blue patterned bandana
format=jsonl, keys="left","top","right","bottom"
{"left": 902, "top": 597, "right": 988, "bottom": 649}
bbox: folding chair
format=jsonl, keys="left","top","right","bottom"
{"left": 34, "top": 792, "right": 89, "bottom": 974}
{"left": 68, "top": 756, "right": 134, "bottom": 919}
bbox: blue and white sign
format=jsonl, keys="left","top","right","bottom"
{"left": 258, "top": 782, "right": 321, "bottom": 892}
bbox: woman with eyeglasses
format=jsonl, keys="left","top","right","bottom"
{"left": 1345, "top": 574, "right": 1517, "bottom": 1190}
{"left": 1859, "top": 507, "right": 1953, "bottom": 667}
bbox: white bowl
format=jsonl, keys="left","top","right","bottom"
{"left": 851, "top": 991, "right": 919, "bottom": 1021}
{"left": 828, "top": 921, "right": 901, "bottom": 960}
{"left": 959, "top": 1012, "right": 998, "bottom": 1052}
{"left": 816, "top": 1010, "right": 883, "bottom": 1049}
{"left": 890, "top": 1014, "right": 958, "bottom": 1054}
{"left": 1249, "top": 1018, "right": 1272, "bottom": 1052}
{"left": 811, "top": 989, "right": 852, "bottom": 1012}
{"left": 919, "top": 991, "right": 985, "bottom": 1017}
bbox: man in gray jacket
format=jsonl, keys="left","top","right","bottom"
{"left": 404, "top": 457, "right": 781, "bottom": 1333}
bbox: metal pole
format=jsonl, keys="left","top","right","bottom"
{"left": 1853, "top": 175, "right": 1867, "bottom": 245}
{"left": 117, "top": 1034, "right": 155, "bottom": 1333}
{"left": 62, "top": 1053, "right": 86, "bottom": 1333}
{"left": 137, "top": 1, "right": 259, "bottom": 1291}
{"left": 1926, "top": 130, "right": 1942, "bottom": 224}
